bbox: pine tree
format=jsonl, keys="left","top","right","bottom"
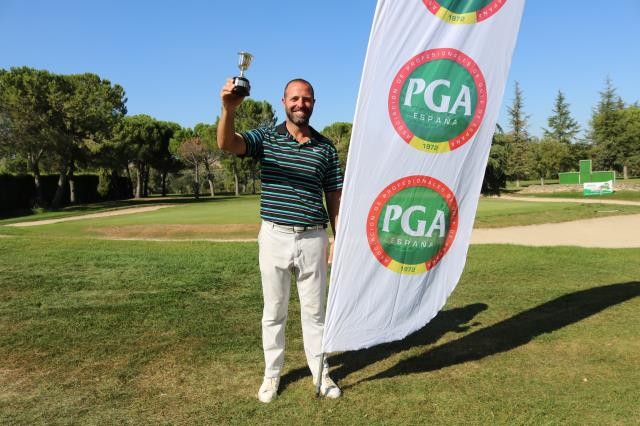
{"left": 590, "top": 76, "right": 623, "bottom": 146}
{"left": 507, "top": 81, "right": 530, "bottom": 143}
{"left": 505, "top": 82, "right": 532, "bottom": 186}
{"left": 543, "top": 90, "right": 580, "bottom": 145}
{"left": 589, "top": 77, "right": 626, "bottom": 174}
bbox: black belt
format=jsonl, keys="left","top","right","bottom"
{"left": 266, "top": 221, "right": 327, "bottom": 232}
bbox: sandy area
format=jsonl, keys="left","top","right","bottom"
{"left": 6, "top": 205, "right": 171, "bottom": 227}
{"left": 471, "top": 214, "right": 640, "bottom": 248}
{"left": 471, "top": 196, "right": 640, "bottom": 248}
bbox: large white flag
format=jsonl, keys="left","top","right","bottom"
{"left": 323, "top": 0, "right": 525, "bottom": 352}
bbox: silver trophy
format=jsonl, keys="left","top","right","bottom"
{"left": 232, "top": 51, "right": 253, "bottom": 97}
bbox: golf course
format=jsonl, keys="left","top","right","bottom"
{"left": 1, "top": 194, "right": 639, "bottom": 424}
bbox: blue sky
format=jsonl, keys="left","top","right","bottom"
{"left": 1, "top": 1, "right": 638, "bottom": 138}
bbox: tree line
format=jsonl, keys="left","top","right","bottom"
{"left": 0, "top": 68, "right": 276, "bottom": 208}
{"left": 0, "top": 67, "right": 361, "bottom": 211}
{"left": 1, "top": 67, "right": 638, "bottom": 211}
{"left": 488, "top": 78, "right": 640, "bottom": 190}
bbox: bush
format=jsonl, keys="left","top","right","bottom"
{"left": 98, "top": 171, "right": 133, "bottom": 200}
{"left": 72, "top": 174, "right": 100, "bottom": 203}
{"left": 0, "top": 173, "right": 132, "bottom": 212}
{"left": 0, "top": 174, "right": 34, "bottom": 211}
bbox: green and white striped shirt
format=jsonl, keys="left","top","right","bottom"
{"left": 241, "top": 122, "right": 343, "bottom": 226}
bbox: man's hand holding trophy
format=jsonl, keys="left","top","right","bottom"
{"left": 232, "top": 51, "right": 253, "bottom": 97}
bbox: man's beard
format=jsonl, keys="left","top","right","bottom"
{"left": 286, "top": 107, "right": 313, "bottom": 126}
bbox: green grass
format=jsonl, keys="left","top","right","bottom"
{"left": 0, "top": 196, "right": 262, "bottom": 240}
{"left": 1, "top": 236, "right": 638, "bottom": 424}
{"left": 512, "top": 190, "right": 640, "bottom": 202}
{"left": 474, "top": 197, "right": 640, "bottom": 228}
{"left": 506, "top": 179, "right": 560, "bottom": 188}
{"left": 2, "top": 195, "right": 640, "bottom": 240}
{"left": 0, "top": 195, "right": 257, "bottom": 226}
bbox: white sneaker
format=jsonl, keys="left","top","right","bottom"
{"left": 257, "top": 377, "right": 279, "bottom": 403}
{"left": 315, "top": 373, "right": 342, "bottom": 399}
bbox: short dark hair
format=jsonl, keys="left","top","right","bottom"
{"left": 283, "top": 78, "right": 315, "bottom": 99}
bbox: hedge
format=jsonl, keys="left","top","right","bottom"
{"left": 0, "top": 174, "right": 132, "bottom": 212}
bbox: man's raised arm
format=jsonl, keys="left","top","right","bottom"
{"left": 217, "top": 78, "right": 247, "bottom": 155}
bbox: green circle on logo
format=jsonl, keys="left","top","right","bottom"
{"left": 399, "top": 59, "right": 478, "bottom": 143}
{"left": 377, "top": 186, "right": 451, "bottom": 265}
{"left": 438, "top": 0, "right": 493, "bottom": 14}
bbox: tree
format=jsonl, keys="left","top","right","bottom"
{"left": 481, "top": 126, "right": 508, "bottom": 195}
{"left": 171, "top": 122, "right": 232, "bottom": 198}
{"left": 543, "top": 90, "right": 580, "bottom": 145}
{"left": 321, "top": 122, "right": 352, "bottom": 173}
{"left": 50, "top": 73, "right": 127, "bottom": 207}
{"left": 589, "top": 77, "right": 630, "bottom": 177}
{"left": 177, "top": 137, "right": 208, "bottom": 199}
{"left": 194, "top": 122, "right": 220, "bottom": 197}
{"left": 507, "top": 81, "right": 530, "bottom": 144}
{"left": 567, "top": 140, "right": 591, "bottom": 172}
{"left": 117, "top": 115, "right": 161, "bottom": 199}
{"left": 530, "top": 138, "right": 570, "bottom": 186}
{"left": 148, "top": 120, "right": 181, "bottom": 196}
{"left": 217, "top": 99, "right": 275, "bottom": 195}
{"left": 0, "top": 67, "right": 62, "bottom": 206}
{"left": 0, "top": 109, "right": 8, "bottom": 157}
{"left": 612, "top": 106, "right": 640, "bottom": 178}
{"left": 505, "top": 82, "right": 532, "bottom": 186}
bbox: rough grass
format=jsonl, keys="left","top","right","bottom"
{"left": 1, "top": 236, "right": 639, "bottom": 424}
{"left": 88, "top": 223, "right": 261, "bottom": 240}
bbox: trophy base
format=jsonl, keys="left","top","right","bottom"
{"left": 232, "top": 76, "right": 251, "bottom": 97}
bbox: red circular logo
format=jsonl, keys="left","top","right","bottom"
{"left": 423, "top": 0, "right": 507, "bottom": 24}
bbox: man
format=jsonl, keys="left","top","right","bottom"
{"left": 217, "top": 77, "right": 343, "bottom": 403}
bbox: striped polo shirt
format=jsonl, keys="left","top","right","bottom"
{"left": 240, "top": 122, "right": 343, "bottom": 226}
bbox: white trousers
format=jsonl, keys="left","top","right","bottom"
{"left": 258, "top": 221, "right": 329, "bottom": 380}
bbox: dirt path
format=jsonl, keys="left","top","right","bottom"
{"left": 6, "top": 205, "right": 172, "bottom": 227}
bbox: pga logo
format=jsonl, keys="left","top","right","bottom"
{"left": 388, "top": 48, "right": 487, "bottom": 154}
{"left": 382, "top": 205, "right": 447, "bottom": 239}
{"left": 403, "top": 78, "right": 472, "bottom": 116}
{"left": 367, "top": 175, "right": 458, "bottom": 275}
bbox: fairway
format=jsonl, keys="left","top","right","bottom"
{"left": 1, "top": 196, "right": 639, "bottom": 424}
{"left": 0, "top": 196, "right": 262, "bottom": 240}
{"left": 3, "top": 194, "right": 640, "bottom": 240}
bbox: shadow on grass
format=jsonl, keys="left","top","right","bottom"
{"left": 361, "top": 281, "right": 639, "bottom": 384}
{"left": 278, "top": 303, "right": 488, "bottom": 392}
{"left": 280, "top": 282, "right": 639, "bottom": 391}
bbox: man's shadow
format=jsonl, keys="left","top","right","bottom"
{"left": 279, "top": 281, "right": 639, "bottom": 390}
{"left": 366, "top": 281, "right": 639, "bottom": 383}
{"left": 279, "top": 302, "right": 488, "bottom": 392}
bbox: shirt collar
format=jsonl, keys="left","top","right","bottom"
{"left": 276, "top": 121, "right": 321, "bottom": 143}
